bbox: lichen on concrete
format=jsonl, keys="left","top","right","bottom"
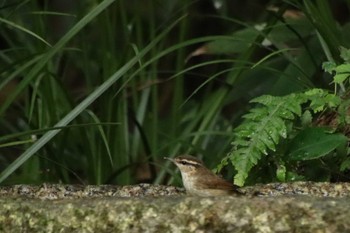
{"left": 1, "top": 182, "right": 350, "bottom": 232}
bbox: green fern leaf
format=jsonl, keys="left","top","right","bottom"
{"left": 268, "top": 117, "right": 287, "bottom": 140}
{"left": 305, "top": 89, "right": 341, "bottom": 112}
{"left": 228, "top": 94, "right": 307, "bottom": 186}
{"left": 231, "top": 153, "right": 254, "bottom": 185}
{"left": 259, "top": 131, "right": 276, "bottom": 151}
{"left": 222, "top": 88, "right": 341, "bottom": 186}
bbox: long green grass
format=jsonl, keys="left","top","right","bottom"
{"left": 0, "top": 0, "right": 349, "bottom": 185}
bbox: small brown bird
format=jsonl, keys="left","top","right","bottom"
{"left": 165, "top": 155, "right": 242, "bottom": 197}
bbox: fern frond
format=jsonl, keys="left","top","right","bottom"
{"left": 228, "top": 94, "right": 306, "bottom": 186}
{"left": 223, "top": 88, "right": 341, "bottom": 186}
{"left": 305, "top": 89, "right": 341, "bottom": 112}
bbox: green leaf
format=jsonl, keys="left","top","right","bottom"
{"left": 259, "top": 130, "right": 276, "bottom": 152}
{"left": 340, "top": 157, "right": 350, "bottom": 172}
{"left": 340, "top": 46, "right": 350, "bottom": 63}
{"left": 333, "top": 73, "right": 349, "bottom": 84}
{"left": 0, "top": 17, "right": 51, "bottom": 47}
{"left": 287, "top": 127, "right": 347, "bottom": 161}
{"left": 334, "top": 64, "right": 350, "bottom": 73}
{"left": 206, "top": 26, "right": 260, "bottom": 54}
{"left": 285, "top": 171, "right": 305, "bottom": 182}
{"left": 322, "top": 61, "right": 336, "bottom": 73}
{"left": 276, "top": 164, "right": 286, "bottom": 182}
{"left": 228, "top": 92, "right": 305, "bottom": 186}
{"left": 305, "top": 89, "right": 340, "bottom": 112}
{"left": 267, "top": 18, "right": 314, "bottom": 44}
{"left": 301, "top": 110, "right": 312, "bottom": 126}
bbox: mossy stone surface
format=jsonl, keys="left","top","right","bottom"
{"left": 1, "top": 182, "right": 350, "bottom": 232}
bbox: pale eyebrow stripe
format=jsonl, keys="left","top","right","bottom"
{"left": 181, "top": 159, "right": 201, "bottom": 166}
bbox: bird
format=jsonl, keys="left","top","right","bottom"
{"left": 165, "top": 155, "right": 242, "bottom": 197}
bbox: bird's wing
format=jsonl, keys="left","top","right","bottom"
{"left": 197, "top": 173, "right": 236, "bottom": 190}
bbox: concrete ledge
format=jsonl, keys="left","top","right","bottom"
{"left": 1, "top": 183, "right": 350, "bottom": 232}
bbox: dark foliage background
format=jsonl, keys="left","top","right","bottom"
{"left": 0, "top": 0, "right": 349, "bottom": 186}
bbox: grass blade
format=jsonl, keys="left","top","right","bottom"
{"left": 0, "top": 15, "right": 185, "bottom": 183}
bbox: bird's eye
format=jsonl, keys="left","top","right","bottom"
{"left": 179, "top": 161, "right": 187, "bottom": 165}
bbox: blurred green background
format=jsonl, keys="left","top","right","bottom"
{"left": 0, "top": 0, "right": 349, "bottom": 186}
